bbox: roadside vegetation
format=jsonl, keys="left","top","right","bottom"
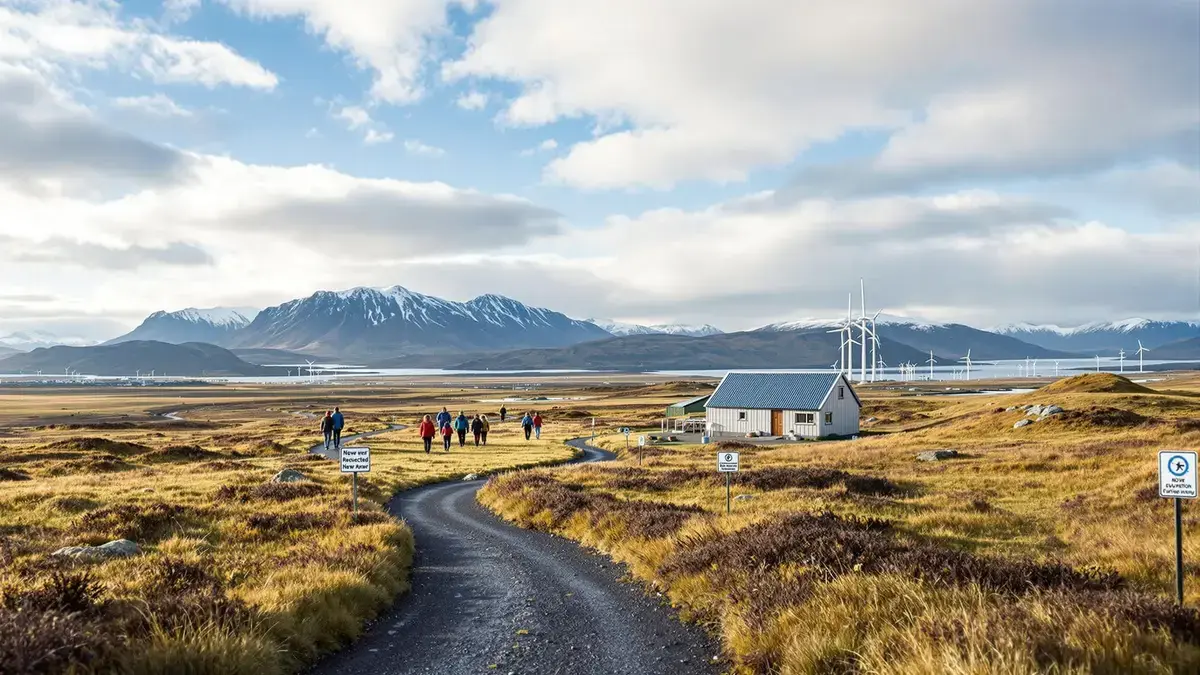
{"left": 480, "top": 373, "right": 1200, "bottom": 673}
{"left": 0, "top": 389, "right": 579, "bottom": 674}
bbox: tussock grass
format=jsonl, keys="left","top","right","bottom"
{"left": 481, "top": 377, "right": 1200, "bottom": 673}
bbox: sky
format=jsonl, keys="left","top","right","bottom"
{"left": 0, "top": 0, "right": 1198, "bottom": 341}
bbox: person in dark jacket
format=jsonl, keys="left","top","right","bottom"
{"left": 521, "top": 412, "right": 534, "bottom": 441}
{"left": 499, "top": 406, "right": 507, "bottom": 422}
{"left": 436, "top": 407, "right": 452, "bottom": 430}
{"left": 471, "top": 415, "right": 484, "bottom": 446}
{"left": 454, "top": 411, "right": 469, "bottom": 447}
{"left": 320, "top": 410, "right": 334, "bottom": 450}
{"left": 331, "top": 407, "right": 345, "bottom": 449}
{"left": 481, "top": 415, "right": 490, "bottom": 445}
{"left": 418, "top": 414, "right": 435, "bottom": 454}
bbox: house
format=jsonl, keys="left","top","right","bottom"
{"left": 666, "top": 395, "right": 710, "bottom": 418}
{"left": 705, "top": 372, "right": 860, "bottom": 439}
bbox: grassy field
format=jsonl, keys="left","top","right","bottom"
{"left": 480, "top": 373, "right": 1200, "bottom": 674}
{"left": 0, "top": 382, "right": 594, "bottom": 674}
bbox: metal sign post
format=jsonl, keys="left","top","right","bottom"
{"left": 340, "top": 447, "right": 371, "bottom": 519}
{"left": 1159, "top": 450, "right": 1197, "bottom": 604}
{"left": 621, "top": 427, "right": 631, "bottom": 457}
{"left": 717, "top": 452, "right": 740, "bottom": 514}
{"left": 637, "top": 435, "right": 646, "bottom": 465}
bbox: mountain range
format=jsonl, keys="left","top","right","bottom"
{"left": 0, "top": 342, "right": 279, "bottom": 377}
{"left": 992, "top": 319, "right": 1200, "bottom": 355}
{"left": 0, "top": 330, "right": 97, "bottom": 352}
{"left": 584, "top": 319, "right": 724, "bottom": 338}
{"left": 107, "top": 308, "right": 258, "bottom": 346}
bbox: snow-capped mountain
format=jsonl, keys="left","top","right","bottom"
{"left": 0, "top": 330, "right": 97, "bottom": 351}
{"left": 992, "top": 319, "right": 1200, "bottom": 354}
{"left": 758, "top": 314, "right": 1073, "bottom": 360}
{"left": 586, "top": 319, "right": 724, "bottom": 338}
{"left": 106, "top": 307, "right": 258, "bottom": 346}
{"left": 230, "top": 286, "right": 611, "bottom": 358}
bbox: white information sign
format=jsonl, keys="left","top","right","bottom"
{"left": 717, "top": 452, "right": 740, "bottom": 473}
{"left": 1159, "top": 450, "right": 1197, "bottom": 499}
{"left": 638, "top": 436, "right": 646, "bottom": 447}
{"left": 340, "top": 447, "right": 371, "bottom": 474}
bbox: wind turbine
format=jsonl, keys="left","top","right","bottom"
{"left": 305, "top": 360, "right": 315, "bottom": 382}
{"left": 1118, "top": 349, "right": 1126, "bottom": 373}
{"left": 858, "top": 278, "right": 868, "bottom": 384}
{"left": 1032, "top": 359, "right": 1038, "bottom": 378}
{"left": 926, "top": 349, "right": 937, "bottom": 379}
{"left": 869, "top": 310, "right": 881, "bottom": 383}
{"left": 1095, "top": 355, "right": 1100, "bottom": 372}
{"left": 1054, "top": 361, "right": 1059, "bottom": 377}
{"left": 958, "top": 349, "right": 972, "bottom": 381}
{"left": 1024, "top": 357, "right": 1031, "bottom": 378}
{"left": 1136, "top": 340, "right": 1149, "bottom": 373}
{"left": 827, "top": 326, "right": 847, "bottom": 375}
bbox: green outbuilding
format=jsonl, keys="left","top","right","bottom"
{"left": 666, "top": 395, "right": 710, "bottom": 418}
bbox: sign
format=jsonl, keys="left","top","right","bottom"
{"left": 620, "top": 427, "right": 631, "bottom": 436}
{"left": 718, "top": 452, "right": 740, "bottom": 473}
{"left": 340, "top": 447, "right": 371, "bottom": 474}
{"left": 637, "top": 436, "right": 646, "bottom": 447}
{"left": 1159, "top": 451, "right": 1197, "bottom": 499}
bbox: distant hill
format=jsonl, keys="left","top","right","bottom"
{"left": 0, "top": 341, "right": 279, "bottom": 376}
{"left": 0, "top": 345, "right": 19, "bottom": 357}
{"left": 448, "top": 330, "right": 948, "bottom": 371}
{"left": 107, "top": 307, "right": 258, "bottom": 346}
{"left": 993, "top": 319, "right": 1200, "bottom": 354}
{"left": 1144, "top": 336, "right": 1200, "bottom": 361}
{"left": 230, "top": 348, "right": 338, "bottom": 365}
{"left": 758, "top": 314, "right": 1076, "bottom": 360}
{"left": 585, "top": 319, "right": 723, "bottom": 338}
{"left": 1040, "top": 373, "right": 1154, "bottom": 395}
{"left": 0, "top": 330, "right": 97, "bottom": 351}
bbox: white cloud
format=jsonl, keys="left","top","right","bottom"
{"left": 365, "top": 128, "right": 395, "bottom": 145}
{"left": 304, "top": 127, "right": 321, "bottom": 139}
{"left": 518, "top": 138, "right": 557, "bottom": 156}
{"left": 404, "top": 138, "right": 444, "bottom": 157}
{"left": 445, "top": 0, "right": 1199, "bottom": 190}
{"left": 455, "top": 89, "right": 488, "bottom": 110}
{"left": 0, "top": 0, "right": 278, "bottom": 90}
{"left": 331, "top": 103, "right": 396, "bottom": 145}
{"left": 111, "top": 93, "right": 194, "bottom": 117}
{"left": 333, "top": 104, "right": 372, "bottom": 130}
{"left": 162, "top": 0, "right": 202, "bottom": 24}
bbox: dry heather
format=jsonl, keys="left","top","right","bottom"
{"left": 0, "top": 389, "right": 582, "bottom": 674}
{"left": 480, "top": 374, "right": 1200, "bottom": 673}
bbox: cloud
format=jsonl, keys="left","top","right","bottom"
{"left": 445, "top": 0, "right": 1199, "bottom": 191}
{"left": 518, "top": 138, "right": 557, "bottom": 157}
{"left": 305, "top": 127, "right": 321, "bottom": 139}
{"left": 162, "top": 0, "right": 202, "bottom": 24}
{"left": 334, "top": 104, "right": 372, "bottom": 130}
{"left": 1089, "top": 162, "right": 1200, "bottom": 216}
{"left": 365, "top": 129, "right": 395, "bottom": 145}
{"left": 218, "top": 0, "right": 456, "bottom": 103}
{"left": 403, "top": 138, "right": 444, "bottom": 156}
{"left": 456, "top": 90, "right": 488, "bottom": 110}
{"left": 3, "top": 236, "right": 214, "bottom": 270}
{"left": 1, "top": 0, "right": 278, "bottom": 90}
{"left": 331, "top": 103, "right": 396, "bottom": 145}
{"left": 111, "top": 93, "right": 194, "bottom": 117}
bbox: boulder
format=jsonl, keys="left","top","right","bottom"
{"left": 865, "top": 417, "right": 878, "bottom": 423}
{"left": 271, "top": 469, "right": 307, "bottom": 483}
{"left": 1005, "top": 406, "right": 1017, "bottom": 412}
{"left": 463, "top": 473, "right": 481, "bottom": 481}
{"left": 916, "top": 450, "right": 959, "bottom": 462}
{"left": 53, "top": 539, "right": 140, "bottom": 561}
{"left": 1027, "top": 405, "right": 1044, "bottom": 416}
{"left": 1040, "top": 405, "right": 1065, "bottom": 418}
{"left": 1013, "top": 419, "right": 1033, "bottom": 429}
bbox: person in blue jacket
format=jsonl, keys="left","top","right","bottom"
{"left": 521, "top": 412, "right": 534, "bottom": 441}
{"left": 436, "top": 407, "right": 452, "bottom": 431}
{"left": 454, "top": 411, "right": 469, "bottom": 447}
{"left": 331, "top": 407, "right": 345, "bottom": 449}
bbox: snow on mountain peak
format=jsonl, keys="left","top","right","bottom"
{"left": 761, "top": 313, "right": 943, "bottom": 332}
{"left": 586, "top": 319, "right": 724, "bottom": 337}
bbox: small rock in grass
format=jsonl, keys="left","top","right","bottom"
{"left": 916, "top": 449, "right": 959, "bottom": 462}
{"left": 1014, "top": 419, "right": 1033, "bottom": 429}
{"left": 271, "top": 469, "right": 306, "bottom": 483}
{"left": 734, "top": 494, "right": 755, "bottom": 501}
{"left": 463, "top": 473, "right": 480, "bottom": 481}
{"left": 53, "top": 539, "right": 140, "bottom": 560}
{"left": 1040, "top": 405, "right": 1065, "bottom": 418}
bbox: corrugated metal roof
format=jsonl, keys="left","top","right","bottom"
{"left": 668, "top": 395, "right": 711, "bottom": 409}
{"left": 706, "top": 372, "right": 848, "bottom": 411}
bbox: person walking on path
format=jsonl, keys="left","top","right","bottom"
{"left": 436, "top": 407, "right": 452, "bottom": 430}
{"left": 419, "top": 414, "right": 436, "bottom": 454}
{"left": 500, "top": 406, "right": 507, "bottom": 422}
{"left": 533, "top": 412, "right": 543, "bottom": 440}
{"left": 454, "top": 411, "right": 469, "bottom": 447}
{"left": 440, "top": 421, "right": 453, "bottom": 452}
{"left": 471, "top": 415, "right": 484, "bottom": 446}
{"left": 320, "top": 410, "right": 334, "bottom": 450}
{"left": 481, "top": 415, "right": 490, "bottom": 446}
{"left": 521, "top": 412, "right": 534, "bottom": 441}
{"left": 331, "top": 407, "right": 345, "bottom": 449}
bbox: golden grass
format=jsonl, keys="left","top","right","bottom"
{"left": 0, "top": 385, "right": 583, "bottom": 674}
{"left": 480, "top": 374, "right": 1200, "bottom": 673}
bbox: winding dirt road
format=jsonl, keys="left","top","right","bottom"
{"left": 310, "top": 438, "right": 721, "bottom": 675}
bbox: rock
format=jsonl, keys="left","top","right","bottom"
{"left": 463, "top": 473, "right": 480, "bottom": 481}
{"left": 916, "top": 449, "right": 959, "bottom": 462}
{"left": 1027, "top": 405, "right": 1044, "bottom": 416}
{"left": 1013, "top": 419, "right": 1033, "bottom": 429}
{"left": 53, "top": 539, "right": 140, "bottom": 560}
{"left": 865, "top": 417, "right": 878, "bottom": 423}
{"left": 1005, "top": 406, "right": 1017, "bottom": 412}
{"left": 734, "top": 494, "right": 755, "bottom": 501}
{"left": 271, "top": 469, "right": 307, "bottom": 483}
{"left": 1040, "top": 405, "right": 1065, "bottom": 417}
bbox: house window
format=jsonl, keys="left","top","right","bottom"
{"left": 738, "top": 411, "right": 747, "bottom": 421}
{"left": 824, "top": 412, "right": 833, "bottom": 425}
{"left": 838, "top": 386, "right": 845, "bottom": 400}
{"left": 794, "top": 412, "right": 814, "bottom": 424}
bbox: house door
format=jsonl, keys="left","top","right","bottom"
{"left": 771, "top": 410, "right": 783, "bottom": 435}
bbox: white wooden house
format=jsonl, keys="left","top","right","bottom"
{"left": 705, "top": 372, "right": 860, "bottom": 439}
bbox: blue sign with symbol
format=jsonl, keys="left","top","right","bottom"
{"left": 1170, "top": 455, "right": 1190, "bottom": 477}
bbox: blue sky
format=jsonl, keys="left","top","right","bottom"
{"left": 0, "top": 0, "right": 1197, "bottom": 340}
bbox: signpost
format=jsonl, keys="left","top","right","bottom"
{"left": 621, "top": 427, "right": 631, "bottom": 456}
{"left": 1159, "top": 450, "right": 1197, "bottom": 604}
{"left": 637, "top": 435, "right": 646, "bottom": 465}
{"left": 718, "top": 452, "right": 740, "bottom": 514}
{"left": 340, "top": 446, "right": 371, "bottom": 518}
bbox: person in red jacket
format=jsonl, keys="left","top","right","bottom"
{"left": 440, "top": 421, "right": 453, "bottom": 452}
{"left": 418, "top": 414, "right": 435, "bottom": 454}
{"left": 532, "top": 412, "right": 543, "bottom": 440}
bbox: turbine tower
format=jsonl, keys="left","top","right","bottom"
{"left": 859, "top": 278, "right": 868, "bottom": 384}
{"left": 1136, "top": 340, "right": 1149, "bottom": 373}
{"left": 1118, "top": 349, "right": 1125, "bottom": 373}
{"left": 926, "top": 349, "right": 937, "bottom": 379}
{"left": 869, "top": 310, "right": 881, "bottom": 383}
{"left": 958, "top": 349, "right": 972, "bottom": 380}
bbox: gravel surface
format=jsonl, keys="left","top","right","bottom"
{"left": 310, "top": 438, "right": 723, "bottom": 675}
{"left": 309, "top": 424, "right": 407, "bottom": 460}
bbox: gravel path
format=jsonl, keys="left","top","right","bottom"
{"left": 310, "top": 438, "right": 722, "bottom": 675}
{"left": 308, "top": 423, "right": 408, "bottom": 460}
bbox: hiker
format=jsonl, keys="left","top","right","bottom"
{"left": 419, "top": 414, "right": 435, "bottom": 454}
{"left": 331, "top": 407, "right": 345, "bottom": 449}
{"left": 471, "top": 415, "right": 484, "bottom": 446}
{"left": 500, "top": 405, "right": 507, "bottom": 422}
{"left": 320, "top": 410, "right": 334, "bottom": 450}
{"left": 454, "top": 411, "right": 469, "bottom": 447}
{"left": 521, "top": 412, "right": 534, "bottom": 441}
{"left": 481, "top": 415, "right": 490, "bottom": 445}
{"left": 436, "top": 407, "right": 452, "bottom": 430}
{"left": 533, "top": 412, "right": 543, "bottom": 440}
{"left": 441, "top": 420, "right": 453, "bottom": 452}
